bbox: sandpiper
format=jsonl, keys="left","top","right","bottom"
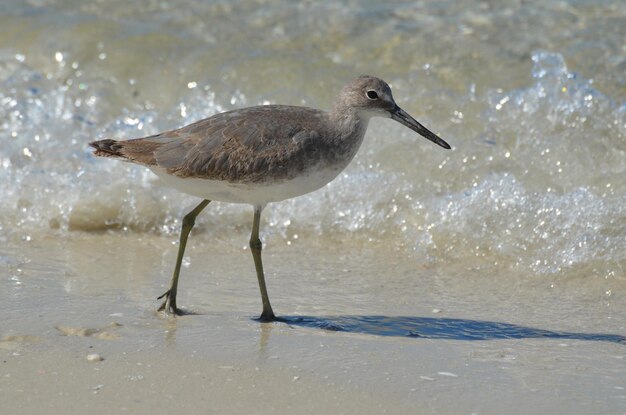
{"left": 90, "top": 75, "right": 450, "bottom": 321}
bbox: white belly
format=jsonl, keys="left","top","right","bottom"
{"left": 150, "top": 164, "right": 344, "bottom": 205}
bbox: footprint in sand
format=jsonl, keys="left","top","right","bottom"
{"left": 55, "top": 322, "right": 122, "bottom": 340}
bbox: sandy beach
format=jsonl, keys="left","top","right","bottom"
{"left": 2, "top": 233, "right": 624, "bottom": 414}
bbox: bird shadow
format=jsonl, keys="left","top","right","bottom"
{"left": 274, "top": 315, "right": 626, "bottom": 345}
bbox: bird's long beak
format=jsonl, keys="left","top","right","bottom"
{"left": 390, "top": 105, "right": 451, "bottom": 149}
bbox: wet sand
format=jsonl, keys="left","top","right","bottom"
{"left": 1, "top": 232, "right": 625, "bottom": 414}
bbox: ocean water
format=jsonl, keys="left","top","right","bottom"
{"left": 1, "top": 0, "right": 624, "bottom": 286}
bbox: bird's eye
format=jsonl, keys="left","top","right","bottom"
{"left": 366, "top": 90, "right": 379, "bottom": 100}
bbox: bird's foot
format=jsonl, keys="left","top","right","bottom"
{"left": 157, "top": 290, "right": 183, "bottom": 316}
{"left": 256, "top": 309, "right": 282, "bottom": 323}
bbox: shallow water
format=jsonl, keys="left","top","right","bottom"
{"left": 1, "top": 1, "right": 625, "bottom": 413}
{"left": 1, "top": 0, "right": 624, "bottom": 284}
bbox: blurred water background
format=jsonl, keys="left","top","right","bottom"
{"left": 1, "top": 0, "right": 624, "bottom": 286}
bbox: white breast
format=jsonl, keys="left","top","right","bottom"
{"left": 150, "top": 163, "right": 345, "bottom": 205}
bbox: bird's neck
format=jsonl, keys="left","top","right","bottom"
{"left": 328, "top": 106, "right": 370, "bottom": 142}
{"left": 324, "top": 107, "right": 370, "bottom": 168}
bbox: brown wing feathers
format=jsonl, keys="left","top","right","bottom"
{"left": 89, "top": 106, "right": 328, "bottom": 183}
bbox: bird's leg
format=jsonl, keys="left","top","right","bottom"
{"left": 249, "top": 205, "right": 277, "bottom": 321}
{"left": 158, "top": 199, "right": 211, "bottom": 315}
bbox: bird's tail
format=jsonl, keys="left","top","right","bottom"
{"left": 89, "top": 138, "right": 161, "bottom": 166}
{"left": 89, "top": 139, "right": 125, "bottom": 159}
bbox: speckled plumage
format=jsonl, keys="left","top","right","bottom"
{"left": 94, "top": 105, "right": 349, "bottom": 183}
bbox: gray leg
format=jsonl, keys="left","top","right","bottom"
{"left": 158, "top": 199, "right": 211, "bottom": 315}
{"left": 249, "top": 205, "right": 276, "bottom": 321}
